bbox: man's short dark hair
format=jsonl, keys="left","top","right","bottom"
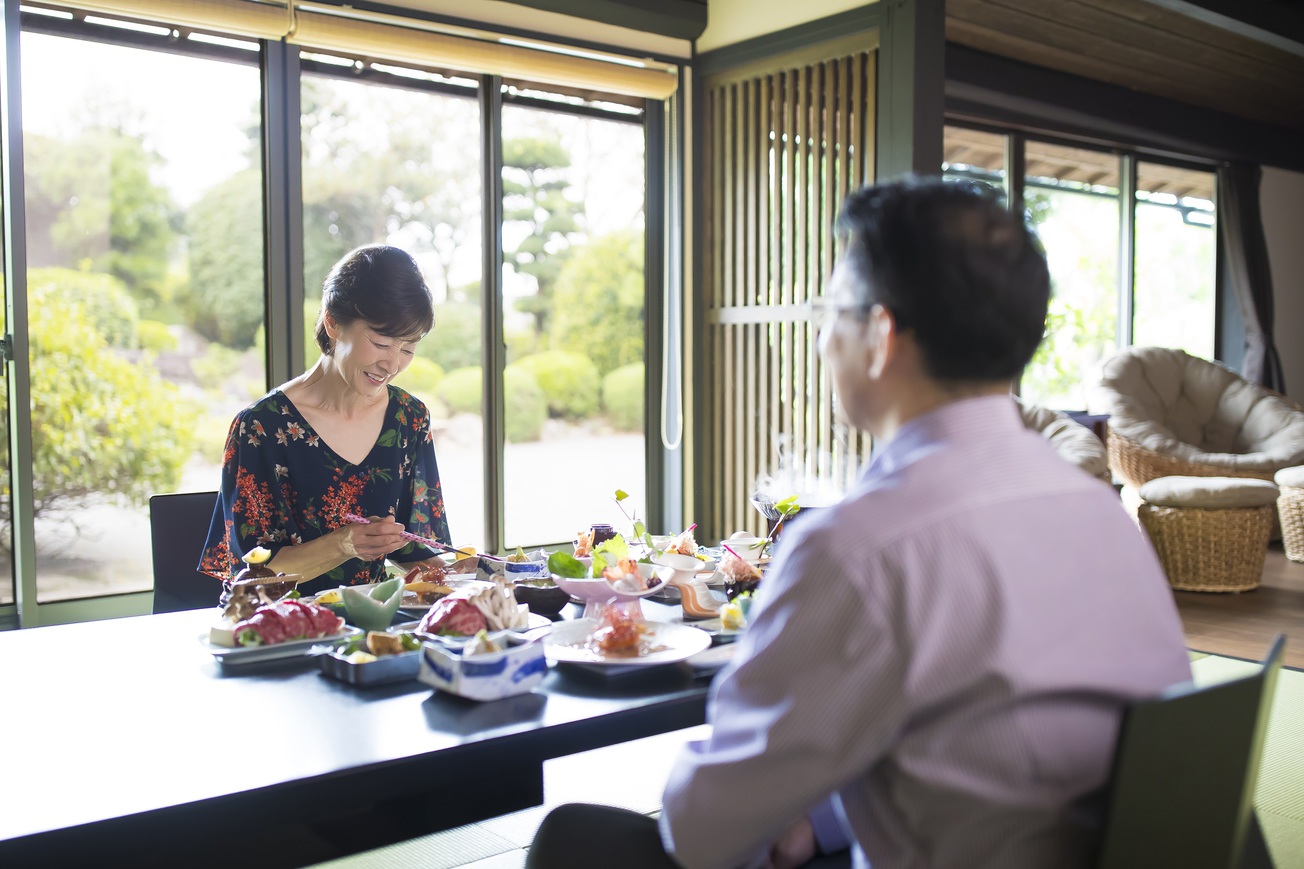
{"left": 835, "top": 176, "right": 1051, "bottom": 383}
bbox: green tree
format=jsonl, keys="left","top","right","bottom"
{"left": 185, "top": 167, "right": 265, "bottom": 347}
{"left": 299, "top": 78, "right": 481, "bottom": 296}
{"left": 0, "top": 271, "right": 193, "bottom": 545}
{"left": 549, "top": 231, "right": 643, "bottom": 375}
{"left": 503, "top": 136, "right": 583, "bottom": 335}
{"left": 23, "top": 128, "right": 177, "bottom": 316}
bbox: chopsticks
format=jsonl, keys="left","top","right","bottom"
{"left": 342, "top": 514, "right": 507, "bottom": 562}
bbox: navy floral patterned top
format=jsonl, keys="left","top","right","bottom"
{"left": 199, "top": 385, "right": 451, "bottom": 596}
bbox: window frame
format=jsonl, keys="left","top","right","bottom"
{"left": 943, "top": 120, "right": 1221, "bottom": 409}
{"left": 0, "top": 6, "right": 672, "bottom": 627}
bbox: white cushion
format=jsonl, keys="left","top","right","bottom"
{"left": 1016, "top": 399, "right": 1110, "bottom": 481}
{"left": 1088, "top": 346, "right": 1304, "bottom": 473}
{"left": 1274, "top": 466, "right": 1304, "bottom": 488}
{"left": 1139, "top": 475, "right": 1279, "bottom": 509}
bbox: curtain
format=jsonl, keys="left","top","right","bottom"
{"left": 1218, "top": 163, "right": 1285, "bottom": 391}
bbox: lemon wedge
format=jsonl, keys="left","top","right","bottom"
{"left": 315, "top": 589, "right": 343, "bottom": 605}
{"left": 243, "top": 546, "right": 273, "bottom": 565}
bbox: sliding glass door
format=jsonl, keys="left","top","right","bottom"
{"left": 0, "top": 4, "right": 664, "bottom": 623}
{"left": 19, "top": 26, "right": 265, "bottom": 604}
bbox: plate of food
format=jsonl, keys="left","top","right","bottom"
{"left": 200, "top": 623, "right": 361, "bottom": 665}
{"left": 413, "top": 580, "right": 553, "bottom": 646}
{"left": 204, "top": 595, "right": 360, "bottom": 665}
{"left": 544, "top": 614, "right": 712, "bottom": 666}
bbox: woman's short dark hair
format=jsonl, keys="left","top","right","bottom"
{"left": 835, "top": 176, "right": 1051, "bottom": 383}
{"left": 314, "top": 244, "right": 435, "bottom": 355}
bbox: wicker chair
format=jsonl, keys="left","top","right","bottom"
{"left": 1015, "top": 398, "right": 1111, "bottom": 483}
{"left": 1088, "top": 346, "right": 1304, "bottom": 489}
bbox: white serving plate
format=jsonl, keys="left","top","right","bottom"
{"left": 199, "top": 626, "right": 361, "bottom": 665}
{"left": 544, "top": 618, "right": 711, "bottom": 666}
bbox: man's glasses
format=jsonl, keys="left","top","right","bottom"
{"left": 805, "top": 298, "right": 874, "bottom": 330}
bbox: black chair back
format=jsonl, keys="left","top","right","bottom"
{"left": 149, "top": 491, "right": 223, "bottom": 613}
{"left": 1096, "top": 635, "right": 1284, "bottom": 869}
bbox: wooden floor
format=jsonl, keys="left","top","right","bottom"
{"left": 1175, "top": 543, "right": 1304, "bottom": 670}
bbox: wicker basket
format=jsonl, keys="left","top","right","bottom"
{"left": 1137, "top": 502, "right": 1273, "bottom": 592}
{"left": 1278, "top": 485, "right": 1304, "bottom": 563}
{"left": 1109, "top": 432, "right": 1281, "bottom": 538}
{"left": 1107, "top": 432, "right": 1276, "bottom": 488}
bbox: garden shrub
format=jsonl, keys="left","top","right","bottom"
{"left": 393, "top": 356, "right": 445, "bottom": 405}
{"left": 439, "top": 366, "right": 482, "bottom": 415}
{"left": 505, "top": 367, "right": 546, "bottom": 443}
{"left": 511, "top": 351, "right": 599, "bottom": 419}
{"left": 602, "top": 362, "right": 644, "bottom": 431}
{"left": 136, "top": 319, "right": 178, "bottom": 353}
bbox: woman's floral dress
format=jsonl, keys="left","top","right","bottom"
{"left": 199, "top": 385, "right": 451, "bottom": 596}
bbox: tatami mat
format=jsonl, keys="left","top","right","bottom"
{"left": 1190, "top": 655, "right": 1304, "bottom": 868}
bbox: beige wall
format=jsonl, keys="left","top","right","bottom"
{"left": 1262, "top": 167, "right": 1304, "bottom": 401}
{"left": 697, "top": 0, "right": 877, "bottom": 52}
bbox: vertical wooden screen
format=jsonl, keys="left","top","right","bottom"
{"left": 700, "top": 45, "right": 876, "bottom": 539}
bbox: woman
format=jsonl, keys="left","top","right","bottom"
{"left": 199, "top": 244, "right": 451, "bottom": 597}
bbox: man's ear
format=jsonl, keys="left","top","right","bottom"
{"left": 865, "top": 304, "right": 896, "bottom": 379}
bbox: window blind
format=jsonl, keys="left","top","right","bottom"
{"left": 43, "top": 0, "right": 679, "bottom": 99}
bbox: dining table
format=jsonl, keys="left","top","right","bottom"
{"left": 0, "top": 597, "right": 725, "bottom": 868}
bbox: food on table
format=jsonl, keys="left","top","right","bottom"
{"left": 333, "top": 630, "right": 420, "bottom": 659}
{"left": 585, "top": 606, "right": 648, "bottom": 656}
{"left": 468, "top": 579, "right": 530, "bottom": 631}
{"left": 403, "top": 579, "right": 454, "bottom": 606}
{"left": 548, "top": 550, "right": 589, "bottom": 579}
{"left": 232, "top": 600, "right": 345, "bottom": 647}
{"left": 720, "top": 551, "right": 763, "bottom": 600}
{"left": 419, "top": 594, "right": 488, "bottom": 636}
{"left": 720, "top": 599, "right": 747, "bottom": 630}
{"left": 506, "top": 546, "right": 530, "bottom": 564}
{"left": 511, "top": 578, "right": 570, "bottom": 616}
{"left": 602, "top": 558, "right": 651, "bottom": 595}
{"left": 404, "top": 561, "right": 450, "bottom": 584}
{"left": 463, "top": 629, "right": 504, "bottom": 657}
{"left": 402, "top": 561, "right": 454, "bottom": 605}
{"left": 665, "top": 528, "right": 698, "bottom": 557}
{"left": 418, "top": 579, "right": 528, "bottom": 636}
{"left": 234, "top": 546, "right": 276, "bottom": 581}
{"left": 448, "top": 555, "right": 480, "bottom": 574}
{"left": 365, "top": 631, "right": 410, "bottom": 657}
{"left": 315, "top": 589, "right": 343, "bottom": 606}
{"left": 574, "top": 529, "right": 594, "bottom": 558}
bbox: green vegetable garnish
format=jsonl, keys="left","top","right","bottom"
{"left": 591, "top": 533, "right": 631, "bottom": 577}
{"left": 775, "top": 495, "right": 802, "bottom": 517}
{"left": 548, "top": 551, "right": 588, "bottom": 578}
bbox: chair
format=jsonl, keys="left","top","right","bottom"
{"left": 1016, "top": 397, "right": 1112, "bottom": 483}
{"left": 1088, "top": 347, "right": 1304, "bottom": 489}
{"left": 1095, "top": 634, "right": 1284, "bottom": 869}
{"left": 149, "top": 491, "right": 224, "bottom": 613}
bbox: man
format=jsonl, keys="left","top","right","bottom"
{"left": 529, "top": 177, "right": 1191, "bottom": 868}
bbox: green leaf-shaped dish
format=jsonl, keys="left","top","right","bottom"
{"left": 342, "top": 577, "right": 404, "bottom": 632}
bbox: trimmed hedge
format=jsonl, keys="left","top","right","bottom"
{"left": 511, "top": 351, "right": 599, "bottom": 419}
{"left": 504, "top": 367, "right": 546, "bottom": 442}
{"left": 393, "top": 356, "right": 445, "bottom": 405}
{"left": 438, "top": 366, "right": 481, "bottom": 415}
{"left": 602, "top": 362, "right": 644, "bottom": 431}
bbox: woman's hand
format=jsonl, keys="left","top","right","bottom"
{"left": 338, "top": 515, "right": 408, "bottom": 561}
